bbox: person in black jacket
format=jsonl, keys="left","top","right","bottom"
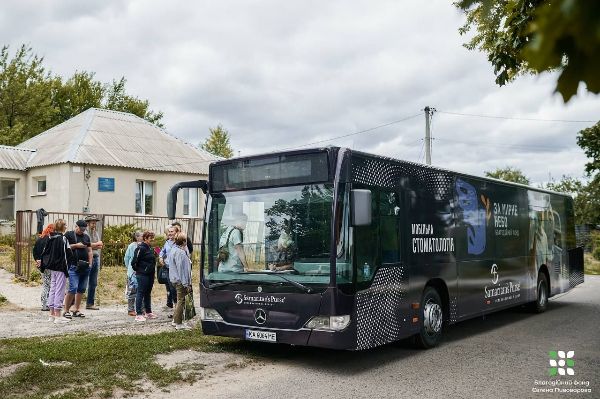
{"left": 132, "top": 230, "right": 158, "bottom": 322}
{"left": 41, "top": 219, "right": 74, "bottom": 324}
{"left": 33, "top": 223, "right": 54, "bottom": 311}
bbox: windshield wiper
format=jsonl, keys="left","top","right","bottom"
{"left": 208, "top": 279, "right": 246, "bottom": 289}
{"left": 241, "top": 272, "right": 313, "bottom": 293}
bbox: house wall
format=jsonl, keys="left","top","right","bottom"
{"left": 4, "top": 163, "right": 207, "bottom": 218}
{"left": 71, "top": 164, "right": 207, "bottom": 218}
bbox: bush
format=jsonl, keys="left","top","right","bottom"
{"left": 0, "top": 234, "right": 15, "bottom": 247}
{"left": 101, "top": 224, "right": 166, "bottom": 266}
{"left": 29, "top": 269, "right": 41, "bottom": 283}
{"left": 591, "top": 231, "right": 600, "bottom": 261}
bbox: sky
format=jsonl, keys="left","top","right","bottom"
{"left": 1, "top": 0, "right": 598, "bottom": 184}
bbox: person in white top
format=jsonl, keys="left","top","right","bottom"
{"left": 218, "top": 213, "right": 248, "bottom": 273}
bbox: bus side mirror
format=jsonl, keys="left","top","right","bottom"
{"left": 167, "top": 180, "right": 208, "bottom": 220}
{"left": 351, "top": 189, "right": 372, "bottom": 226}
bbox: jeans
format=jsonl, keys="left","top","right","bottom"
{"left": 68, "top": 265, "right": 90, "bottom": 294}
{"left": 86, "top": 257, "right": 100, "bottom": 306}
{"left": 47, "top": 271, "right": 67, "bottom": 310}
{"left": 135, "top": 274, "right": 154, "bottom": 316}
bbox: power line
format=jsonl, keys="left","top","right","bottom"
{"left": 437, "top": 110, "right": 595, "bottom": 123}
{"left": 278, "top": 112, "right": 422, "bottom": 151}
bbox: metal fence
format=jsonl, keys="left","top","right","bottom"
{"left": 13, "top": 210, "right": 203, "bottom": 280}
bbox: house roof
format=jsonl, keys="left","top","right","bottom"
{"left": 15, "top": 108, "right": 218, "bottom": 174}
{"left": 0, "top": 145, "right": 36, "bottom": 171}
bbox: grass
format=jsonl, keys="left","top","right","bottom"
{"left": 0, "top": 294, "right": 7, "bottom": 306}
{"left": 584, "top": 253, "right": 600, "bottom": 275}
{"left": 0, "top": 330, "right": 240, "bottom": 399}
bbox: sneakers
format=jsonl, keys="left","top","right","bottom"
{"left": 54, "top": 317, "right": 71, "bottom": 324}
{"left": 127, "top": 311, "right": 136, "bottom": 316}
{"left": 145, "top": 312, "right": 158, "bottom": 319}
{"left": 134, "top": 315, "right": 146, "bottom": 322}
{"left": 175, "top": 323, "right": 192, "bottom": 330}
{"left": 41, "top": 307, "right": 50, "bottom": 311}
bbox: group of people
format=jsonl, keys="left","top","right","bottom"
{"left": 33, "top": 215, "right": 103, "bottom": 323}
{"left": 34, "top": 218, "right": 194, "bottom": 330}
{"left": 124, "top": 222, "right": 194, "bottom": 330}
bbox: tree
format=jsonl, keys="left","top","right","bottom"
{"left": 200, "top": 125, "right": 234, "bottom": 158}
{"left": 0, "top": 45, "right": 56, "bottom": 146}
{"left": 455, "top": 0, "right": 600, "bottom": 102}
{"left": 576, "top": 121, "right": 600, "bottom": 175}
{"left": 104, "top": 77, "right": 164, "bottom": 127}
{"left": 542, "top": 175, "right": 600, "bottom": 225}
{"left": 0, "top": 44, "right": 164, "bottom": 146}
{"left": 52, "top": 71, "right": 103, "bottom": 124}
{"left": 485, "top": 166, "right": 530, "bottom": 184}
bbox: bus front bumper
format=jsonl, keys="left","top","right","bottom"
{"left": 201, "top": 320, "right": 356, "bottom": 350}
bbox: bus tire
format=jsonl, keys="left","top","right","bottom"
{"left": 530, "top": 272, "right": 549, "bottom": 313}
{"left": 413, "top": 286, "right": 444, "bottom": 349}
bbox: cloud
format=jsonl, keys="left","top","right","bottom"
{"left": 1, "top": 0, "right": 597, "bottom": 183}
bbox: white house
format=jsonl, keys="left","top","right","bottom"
{"left": 0, "top": 108, "right": 218, "bottom": 220}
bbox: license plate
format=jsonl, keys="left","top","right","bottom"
{"left": 245, "top": 329, "right": 276, "bottom": 342}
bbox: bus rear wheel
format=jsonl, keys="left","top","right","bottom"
{"left": 530, "top": 272, "right": 549, "bottom": 313}
{"left": 413, "top": 286, "right": 444, "bottom": 349}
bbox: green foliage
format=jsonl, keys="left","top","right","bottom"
{"left": 29, "top": 269, "right": 41, "bottom": 283}
{"left": 0, "top": 45, "right": 56, "bottom": 146}
{"left": 200, "top": 124, "right": 234, "bottom": 158}
{"left": 101, "top": 224, "right": 166, "bottom": 266}
{"left": 576, "top": 121, "right": 600, "bottom": 175}
{"left": 455, "top": 0, "right": 600, "bottom": 102}
{"left": 591, "top": 231, "right": 600, "bottom": 261}
{"left": 0, "top": 234, "right": 15, "bottom": 247}
{"left": 485, "top": 166, "right": 530, "bottom": 185}
{"left": 0, "top": 294, "right": 6, "bottom": 306}
{"left": 105, "top": 77, "right": 164, "bottom": 127}
{"left": 101, "top": 224, "right": 136, "bottom": 267}
{"left": 0, "top": 44, "right": 164, "bottom": 146}
{"left": 541, "top": 175, "right": 600, "bottom": 225}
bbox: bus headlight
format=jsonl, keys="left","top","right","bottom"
{"left": 199, "top": 307, "right": 223, "bottom": 321}
{"left": 305, "top": 315, "right": 350, "bottom": 331}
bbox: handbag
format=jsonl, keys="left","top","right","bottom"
{"left": 183, "top": 289, "right": 196, "bottom": 321}
{"left": 217, "top": 228, "right": 237, "bottom": 262}
{"left": 157, "top": 265, "right": 170, "bottom": 284}
{"left": 76, "top": 260, "right": 90, "bottom": 274}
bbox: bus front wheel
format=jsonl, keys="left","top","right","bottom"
{"left": 413, "top": 286, "right": 444, "bottom": 349}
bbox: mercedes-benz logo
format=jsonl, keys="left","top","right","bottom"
{"left": 254, "top": 308, "right": 267, "bottom": 325}
{"left": 257, "top": 286, "right": 263, "bottom": 293}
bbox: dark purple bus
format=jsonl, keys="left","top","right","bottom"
{"left": 168, "top": 147, "right": 584, "bottom": 350}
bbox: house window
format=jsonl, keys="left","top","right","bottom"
{"left": 34, "top": 177, "right": 46, "bottom": 194}
{"left": 135, "top": 180, "right": 154, "bottom": 215}
{"left": 0, "top": 180, "right": 16, "bottom": 221}
{"left": 183, "top": 188, "right": 200, "bottom": 217}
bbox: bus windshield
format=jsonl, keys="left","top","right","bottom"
{"left": 205, "top": 184, "right": 348, "bottom": 290}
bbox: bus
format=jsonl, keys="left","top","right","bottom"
{"left": 167, "top": 147, "right": 584, "bottom": 350}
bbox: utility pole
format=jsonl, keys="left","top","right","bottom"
{"left": 424, "top": 106, "right": 436, "bottom": 165}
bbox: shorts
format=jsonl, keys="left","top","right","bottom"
{"left": 68, "top": 265, "right": 90, "bottom": 294}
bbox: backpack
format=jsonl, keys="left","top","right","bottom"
{"left": 40, "top": 235, "right": 68, "bottom": 272}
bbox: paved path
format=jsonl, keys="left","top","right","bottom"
{"left": 160, "top": 276, "right": 600, "bottom": 399}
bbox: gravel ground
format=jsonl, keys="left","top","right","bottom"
{"left": 0, "top": 268, "right": 186, "bottom": 338}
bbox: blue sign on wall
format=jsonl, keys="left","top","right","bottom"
{"left": 98, "top": 177, "right": 115, "bottom": 192}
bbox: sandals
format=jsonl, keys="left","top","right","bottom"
{"left": 72, "top": 311, "right": 86, "bottom": 318}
